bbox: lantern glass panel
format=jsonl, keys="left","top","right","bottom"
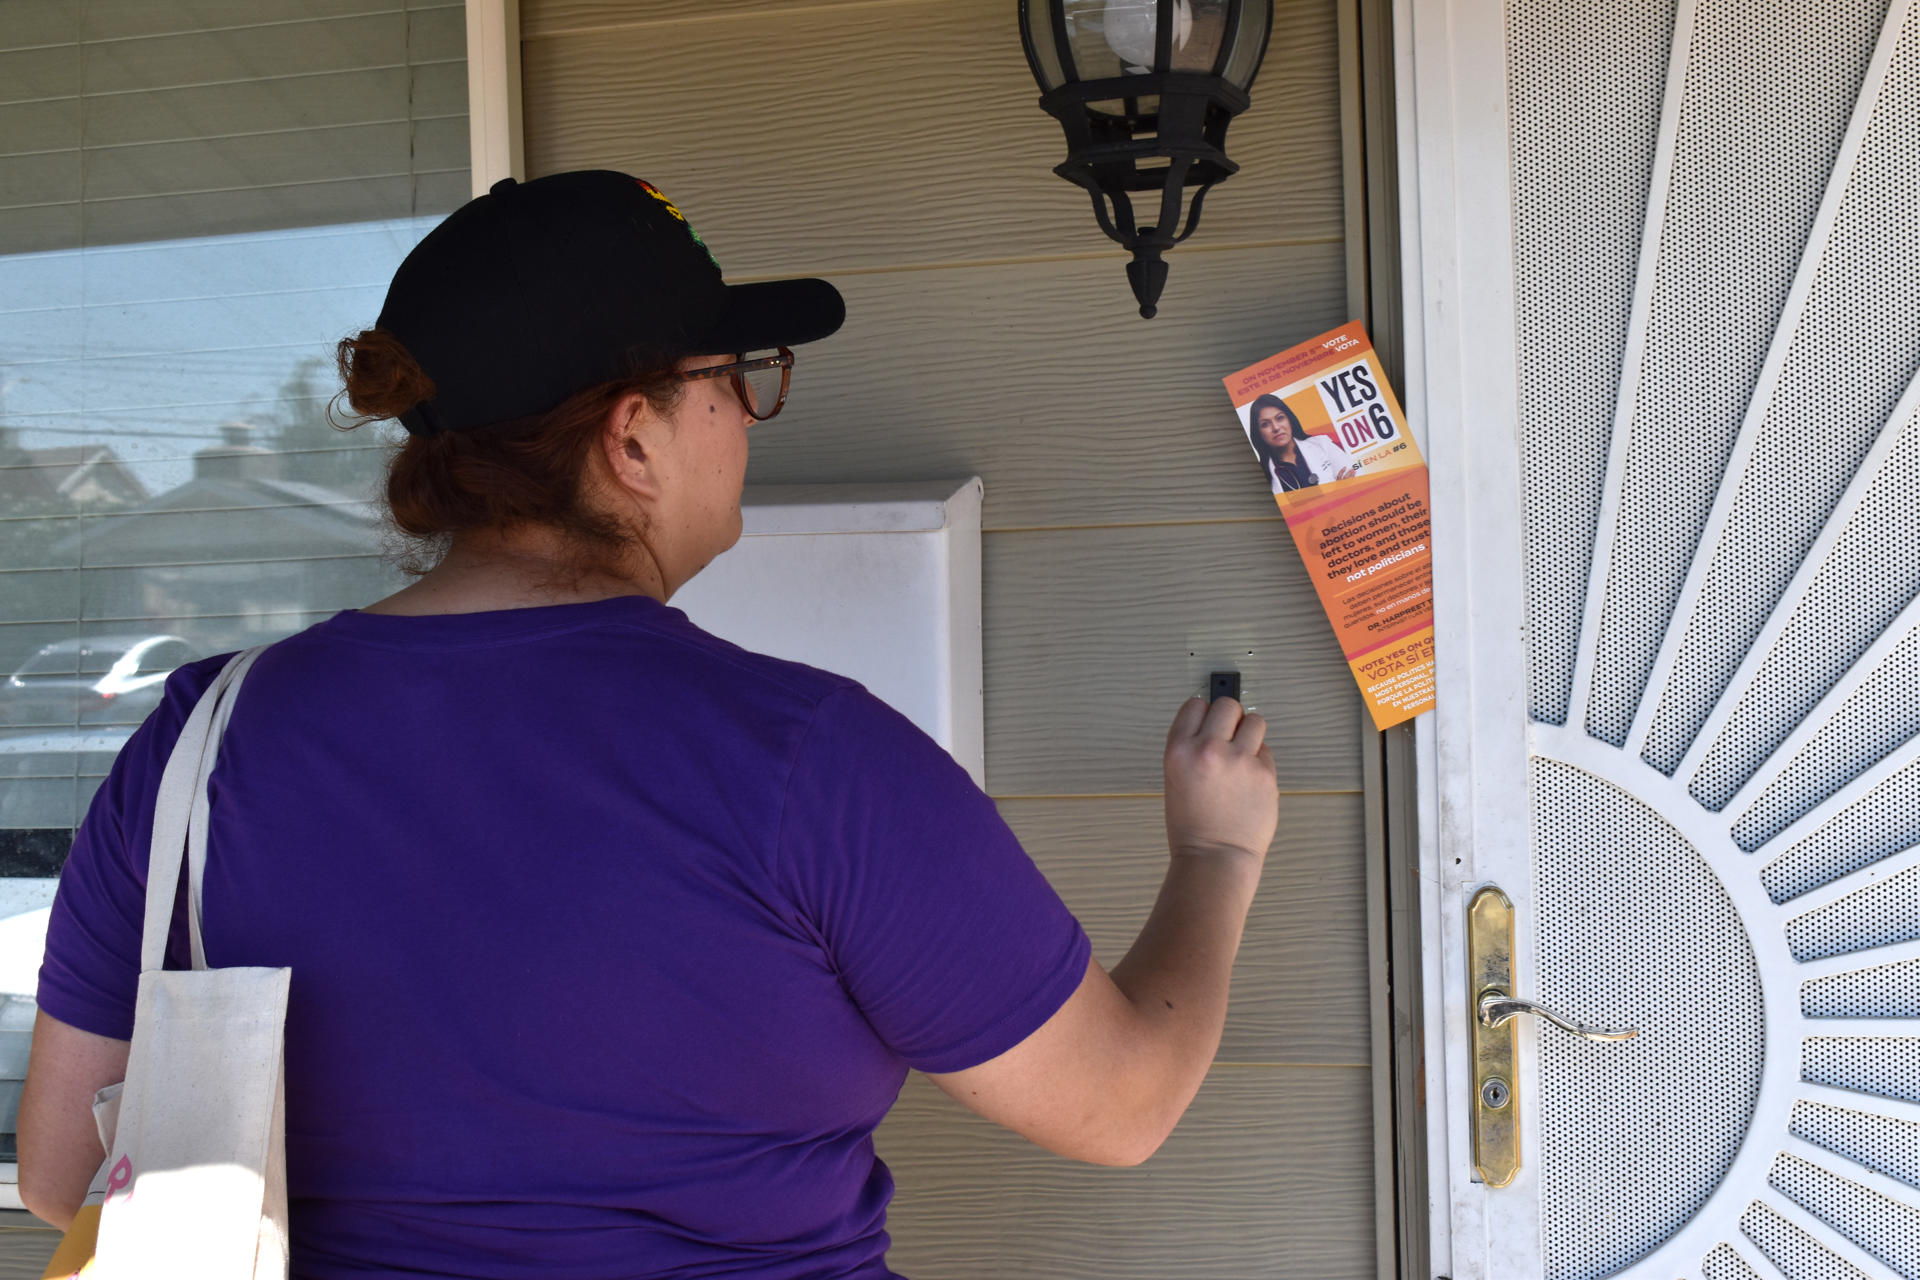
{"left": 1176, "top": 0, "right": 1230, "bottom": 73}
{"left": 1061, "top": 0, "right": 1227, "bottom": 77}
{"left": 1062, "top": 0, "right": 1131, "bottom": 80}
{"left": 1020, "top": 0, "right": 1070, "bottom": 90}
{"left": 1221, "top": 0, "right": 1272, "bottom": 89}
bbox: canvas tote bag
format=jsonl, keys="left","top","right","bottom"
{"left": 43, "top": 645, "right": 290, "bottom": 1280}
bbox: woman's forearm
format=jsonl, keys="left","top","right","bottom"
{"left": 923, "top": 699, "right": 1275, "bottom": 1167}
{"left": 19, "top": 1011, "right": 127, "bottom": 1229}
{"left": 1105, "top": 844, "right": 1264, "bottom": 1147}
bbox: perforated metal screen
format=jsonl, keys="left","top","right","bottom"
{"left": 1691, "top": 410, "right": 1920, "bottom": 817}
{"left": 1785, "top": 865, "right": 1920, "bottom": 962}
{"left": 1583, "top": 0, "right": 1889, "bottom": 750}
{"left": 1762, "top": 759, "right": 1920, "bottom": 903}
{"left": 1635, "top": 0, "right": 1908, "bottom": 773}
{"left": 1504, "top": 0, "right": 1920, "bottom": 1275}
{"left": 1533, "top": 761, "right": 1764, "bottom": 1280}
{"left": 1792, "top": 1101, "right": 1920, "bottom": 1191}
{"left": 1727, "top": 626, "right": 1920, "bottom": 851}
{"left": 1771, "top": 1152, "right": 1920, "bottom": 1277}
{"left": 1701, "top": 1243, "right": 1762, "bottom": 1280}
{"left": 1741, "top": 1200, "right": 1872, "bottom": 1280}
{"left": 1803, "top": 961, "right": 1920, "bottom": 1020}
{"left": 1803, "top": 1038, "right": 1920, "bottom": 1108}
{"left": 1507, "top": 0, "right": 1675, "bottom": 726}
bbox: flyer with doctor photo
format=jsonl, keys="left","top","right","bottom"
{"left": 1223, "top": 322, "right": 1435, "bottom": 729}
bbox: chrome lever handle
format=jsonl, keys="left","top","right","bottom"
{"left": 1478, "top": 991, "right": 1637, "bottom": 1042}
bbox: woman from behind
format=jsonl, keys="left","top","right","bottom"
{"left": 20, "top": 170, "right": 1279, "bottom": 1279}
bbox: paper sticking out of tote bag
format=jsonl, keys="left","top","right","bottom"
{"left": 43, "top": 646, "right": 290, "bottom": 1280}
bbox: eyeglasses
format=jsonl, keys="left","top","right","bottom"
{"left": 680, "top": 348, "right": 794, "bottom": 422}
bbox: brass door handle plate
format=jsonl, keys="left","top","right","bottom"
{"left": 1467, "top": 886, "right": 1521, "bottom": 1187}
{"left": 1466, "top": 886, "right": 1640, "bottom": 1187}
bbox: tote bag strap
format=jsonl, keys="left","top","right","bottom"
{"left": 140, "top": 645, "right": 270, "bottom": 974}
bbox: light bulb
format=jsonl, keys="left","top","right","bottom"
{"left": 1101, "top": 0, "right": 1193, "bottom": 70}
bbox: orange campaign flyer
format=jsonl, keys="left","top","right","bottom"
{"left": 1222, "top": 322, "right": 1434, "bottom": 730}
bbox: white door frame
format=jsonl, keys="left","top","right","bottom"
{"left": 1395, "top": 0, "right": 1530, "bottom": 1267}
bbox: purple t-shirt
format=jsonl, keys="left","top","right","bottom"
{"left": 39, "top": 597, "right": 1090, "bottom": 1279}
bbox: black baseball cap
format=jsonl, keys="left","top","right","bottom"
{"left": 375, "top": 170, "right": 845, "bottom": 436}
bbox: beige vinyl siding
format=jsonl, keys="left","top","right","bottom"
{"left": 521, "top": 0, "right": 1372, "bottom": 1275}
{"left": 679, "top": 243, "right": 1350, "bottom": 530}
{"left": 880, "top": 1067, "right": 1373, "bottom": 1280}
{"left": 521, "top": 0, "right": 1341, "bottom": 276}
{"left": 1002, "top": 794, "right": 1372, "bottom": 1065}
{"left": 984, "top": 523, "right": 1361, "bottom": 794}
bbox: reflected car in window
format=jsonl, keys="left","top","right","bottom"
{"left": 1, "top": 635, "right": 197, "bottom": 729}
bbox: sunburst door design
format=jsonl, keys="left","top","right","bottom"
{"left": 1506, "top": 0, "right": 1920, "bottom": 1275}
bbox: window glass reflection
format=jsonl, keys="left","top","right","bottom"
{"left": 0, "top": 219, "right": 449, "bottom": 848}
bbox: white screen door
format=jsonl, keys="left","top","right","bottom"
{"left": 1405, "top": 0, "right": 1920, "bottom": 1276}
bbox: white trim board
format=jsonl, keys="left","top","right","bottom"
{"left": 465, "top": 0, "right": 525, "bottom": 194}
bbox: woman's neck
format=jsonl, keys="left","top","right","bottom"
{"left": 362, "top": 525, "right": 665, "bottom": 616}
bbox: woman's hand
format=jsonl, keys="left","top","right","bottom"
{"left": 1162, "top": 696, "right": 1279, "bottom": 863}
{"left": 1335, "top": 464, "right": 1356, "bottom": 481}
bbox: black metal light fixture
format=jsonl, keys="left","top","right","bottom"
{"left": 1019, "top": 0, "right": 1273, "bottom": 318}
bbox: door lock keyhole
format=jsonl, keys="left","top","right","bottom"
{"left": 1481, "top": 1077, "right": 1511, "bottom": 1109}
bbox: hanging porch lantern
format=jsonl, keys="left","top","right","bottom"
{"left": 1018, "top": 0, "right": 1273, "bottom": 318}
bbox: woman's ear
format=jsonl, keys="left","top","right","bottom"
{"left": 601, "top": 391, "right": 664, "bottom": 504}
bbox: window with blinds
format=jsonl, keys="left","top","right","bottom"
{"left": 0, "top": 0, "right": 468, "bottom": 1173}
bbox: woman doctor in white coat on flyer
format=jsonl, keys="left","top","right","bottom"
{"left": 1248, "top": 393, "right": 1354, "bottom": 492}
